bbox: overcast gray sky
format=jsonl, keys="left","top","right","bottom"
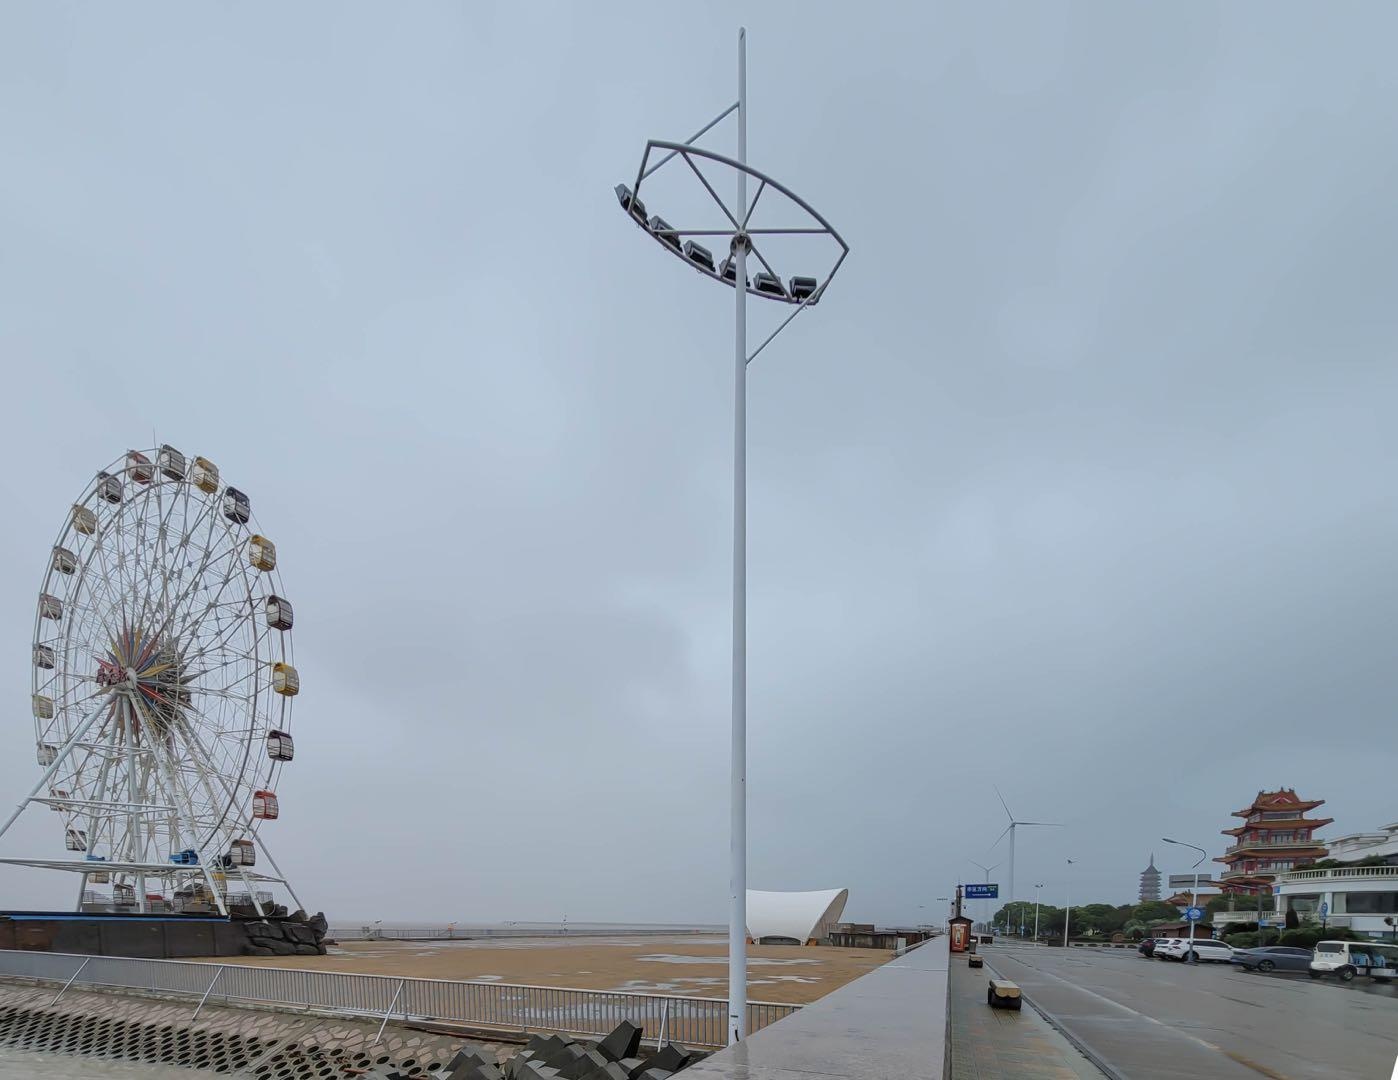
{"left": 2, "top": 3, "right": 1396, "bottom": 925}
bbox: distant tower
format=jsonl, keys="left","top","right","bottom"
{"left": 1139, "top": 853, "right": 1162, "bottom": 902}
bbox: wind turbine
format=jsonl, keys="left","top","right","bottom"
{"left": 992, "top": 786, "right": 1062, "bottom": 917}
{"left": 968, "top": 858, "right": 1000, "bottom": 929}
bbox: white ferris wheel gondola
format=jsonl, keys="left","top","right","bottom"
{"left": 0, "top": 447, "right": 304, "bottom": 917}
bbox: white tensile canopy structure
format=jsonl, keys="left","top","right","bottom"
{"left": 747, "top": 888, "right": 849, "bottom": 945}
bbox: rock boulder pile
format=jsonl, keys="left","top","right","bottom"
{"left": 238, "top": 909, "right": 331, "bottom": 956}
{"left": 444, "top": 1023, "right": 709, "bottom": 1080}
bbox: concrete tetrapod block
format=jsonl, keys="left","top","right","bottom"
{"left": 558, "top": 1049, "right": 610, "bottom": 1080}
{"left": 596, "top": 1064, "right": 632, "bottom": 1080}
{"left": 597, "top": 1021, "right": 642, "bottom": 1063}
{"left": 617, "top": 1058, "right": 647, "bottom": 1079}
{"left": 531, "top": 1036, "right": 570, "bottom": 1062}
{"left": 650, "top": 1044, "right": 691, "bottom": 1073}
{"left": 445, "top": 1047, "right": 503, "bottom": 1080}
{"left": 542, "top": 1044, "right": 589, "bottom": 1070}
{"left": 636, "top": 1071, "right": 673, "bottom": 1080}
{"left": 504, "top": 1053, "right": 536, "bottom": 1080}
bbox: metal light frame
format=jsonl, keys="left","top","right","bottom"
{"left": 615, "top": 29, "right": 848, "bottom": 1046}
{"left": 620, "top": 143, "right": 849, "bottom": 366}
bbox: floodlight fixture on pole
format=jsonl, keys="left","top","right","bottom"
{"left": 1163, "top": 837, "right": 1208, "bottom": 964}
{"left": 614, "top": 29, "right": 848, "bottom": 1047}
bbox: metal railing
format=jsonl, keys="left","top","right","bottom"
{"left": 1223, "top": 840, "right": 1319, "bottom": 853}
{"left": 0, "top": 949, "right": 797, "bottom": 1050}
{"left": 1281, "top": 866, "right": 1398, "bottom": 882}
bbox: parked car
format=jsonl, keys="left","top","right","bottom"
{"left": 1153, "top": 937, "right": 1183, "bottom": 959}
{"left": 1230, "top": 946, "right": 1313, "bottom": 973}
{"left": 1156, "top": 937, "right": 1234, "bottom": 963}
{"left": 1310, "top": 940, "right": 1398, "bottom": 983}
{"left": 1137, "top": 937, "right": 1159, "bottom": 957}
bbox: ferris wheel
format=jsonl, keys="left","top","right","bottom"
{"left": 0, "top": 447, "right": 303, "bottom": 917}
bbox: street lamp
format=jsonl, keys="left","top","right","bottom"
{"left": 1063, "top": 859, "right": 1074, "bottom": 947}
{"left": 1033, "top": 883, "right": 1045, "bottom": 945}
{"left": 1163, "top": 837, "right": 1208, "bottom": 964}
{"left": 616, "top": 29, "right": 849, "bottom": 1046}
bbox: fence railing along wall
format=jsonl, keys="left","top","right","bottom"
{"left": 0, "top": 949, "right": 797, "bottom": 1050}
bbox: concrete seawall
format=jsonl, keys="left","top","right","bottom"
{"left": 683, "top": 935, "right": 951, "bottom": 1079}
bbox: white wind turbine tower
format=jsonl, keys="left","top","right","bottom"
{"left": 968, "top": 858, "right": 1000, "bottom": 929}
{"left": 992, "top": 786, "right": 1062, "bottom": 922}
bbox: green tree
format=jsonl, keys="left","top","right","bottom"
{"left": 1309, "top": 855, "right": 1389, "bottom": 870}
{"left": 1132, "top": 901, "right": 1181, "bottom": 924}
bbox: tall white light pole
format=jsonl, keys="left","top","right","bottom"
{"left": 728, "top": 28, "right": 749, "bottom": 1045}
{"left": 1164, "top": 837, "right": 1208, "bottom": 964}
{"left": 1033, "top": 882, "right": 1045, "bottom": 944}
{"left": 615, "top": 30, "right": 849, "bottom": 1046}
{"left": 1063, "top": 859, "right": 1074, "bottom": 947}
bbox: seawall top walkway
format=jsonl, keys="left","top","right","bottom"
{"left": 685, "top": 935, "right": 951, "bottom": 1080}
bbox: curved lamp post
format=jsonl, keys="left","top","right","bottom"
{"left": 1163, "top": 837, "right": 1208, "bottom": 963}
{"left": 615, "top": 29, "right": 848, "bottom": 1045}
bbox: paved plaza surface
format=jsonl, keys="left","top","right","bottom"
{"left": 947, "top": 954, "right": 1102, "bottom": 1079}
{"left": 985, "top": 944, "right": 1398, "bottom": 1080}
{"left": 214, "top": 934, "right": 891, "bottom": 1005}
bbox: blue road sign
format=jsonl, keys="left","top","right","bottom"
{"left": 965, "top": 883, "right": 999, "bottom": 900}
{"left": 1183, "top": 906, "right": 1204, "bottom": 922}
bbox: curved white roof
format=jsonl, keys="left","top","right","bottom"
{"left": 747, "top": 888, "right": 849, "bottom": 944}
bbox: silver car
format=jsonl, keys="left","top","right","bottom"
{"left": 1231, "top": 945, "right": 1313, "bottom": 973}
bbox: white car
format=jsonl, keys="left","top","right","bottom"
{"left": 1156, "top": 937, "right": 1234, "bottom": 963}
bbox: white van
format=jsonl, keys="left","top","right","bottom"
{"left": 1309, "top": 940, "right": 1398, "bottom": 982}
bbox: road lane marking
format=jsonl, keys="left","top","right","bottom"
{"left": 993, "top": 950, "right": 1261, "bottom": 1062}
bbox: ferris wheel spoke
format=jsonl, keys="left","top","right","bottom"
{"left": 174, "top": 720, "right": 266, "bottom": 916}
{"left": 157, "top": 524, "right": 243, "bottom": 645}
{"left": 173, "top": 713, "right": 274, "bottom": 914}
{"left": 129, "top": 693, "right": 228, "bottom": 915}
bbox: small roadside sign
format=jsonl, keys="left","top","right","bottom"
{"left": 1183, "top": 906, "right": 1204, "bottom": 922}
{"left": 1320, "top": 902, "right": 1329, "bottom": 918}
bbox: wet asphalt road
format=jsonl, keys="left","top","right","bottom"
{"left": 985, "top": 944, "right": 1398, "bottom": 1080}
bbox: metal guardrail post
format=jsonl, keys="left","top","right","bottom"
{"left": 48, "top": 956, "right": 90, "bottom": 1006}
{"left": 191, "top": 966, "right": 225, "bottom": 1021}
{"left": 373, "top": 979, "right": 405, "bottom": 1045}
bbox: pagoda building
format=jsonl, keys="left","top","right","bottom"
{"left": 1216, "top": 787, "right": 1331, "bottom": 895}
{"left": 1138, "top": 853, "right": 1162, "bottom": 902}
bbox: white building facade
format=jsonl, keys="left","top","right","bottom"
{"left": 1273, "top": 823, "right": 1398, "bottom": 939}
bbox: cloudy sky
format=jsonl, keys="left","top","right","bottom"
{"left": 1, "top": 3, "right": 1395, "bottom": 926}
